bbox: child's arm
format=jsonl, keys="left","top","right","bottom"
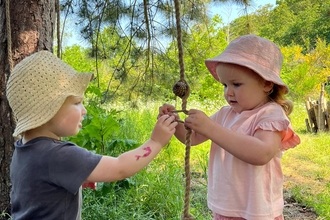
{"left": 86, "top": 115, "right": 177, "bottom": 182}
{"left": 185, "top": 109, "right": 282, "bottom": 165}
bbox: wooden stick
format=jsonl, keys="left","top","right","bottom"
{"left": 171, "top": 110, "right": 186, "bottom": 113}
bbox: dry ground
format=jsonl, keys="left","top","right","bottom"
{"left": 283, "top": 189, "right": 318, "bottom": 220}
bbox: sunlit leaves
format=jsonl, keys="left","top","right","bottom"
{"left": 281, "top": 38, "right": 330, "bottom": 100}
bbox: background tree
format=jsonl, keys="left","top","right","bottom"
{"left": 230, "top": 0, "right": 330, "bottom": 52}
{"left": 60, "top": 0, "right": 253, "bottom": 102}
{"left": 0, "top": 1, "right": 14, "bottom": 215}
{"left": 0, "top": 0, "right": 56, "bottom": 216}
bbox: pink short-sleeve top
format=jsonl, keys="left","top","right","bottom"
{"left": 207, "top": 102, "right": 300, "bottom": 220}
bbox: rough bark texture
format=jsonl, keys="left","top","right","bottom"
{"left": 0, "top": 0, "right": 55, "bottom": 217}
{"left": 0, "top": 0, "right": 15, "bottom": 216}
{"left": 10, "top": 0, "right": 55, "bottom": 63}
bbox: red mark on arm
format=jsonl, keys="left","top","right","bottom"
{"left": 142, "top": 147, "right": 152, "bottom": 157}
{"left": 135, "top": 147, "right": 152, "bottom": 161}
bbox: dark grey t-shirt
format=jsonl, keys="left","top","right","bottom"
{"left": 10, "top": 137, "right": 102, "bottom": 220}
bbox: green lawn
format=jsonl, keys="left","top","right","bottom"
{"left": 282, "top": 103, "right": 330, "bottom": 218}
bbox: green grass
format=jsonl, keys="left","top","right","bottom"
{"left": 82, "top": 100, "right": 330, "bottom": 219}
{"left": 282, "top": 102, "right": 330, "bottom": 218}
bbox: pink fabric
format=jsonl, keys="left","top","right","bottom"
{"left": 207, "top": 102, "right": 300, "bottom": 220}
{"left": 214, "top": 213, "right": 284, "bottom": 220}
{"left": 204, "top": 35, "right": 289, "bottom": 94}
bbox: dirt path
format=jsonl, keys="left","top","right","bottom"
{"left": 283, "top": 189, "right": 318, "bottom": 220}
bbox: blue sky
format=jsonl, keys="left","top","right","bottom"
{"left": 211, "top": 0, "right": 276, "bottom": 23}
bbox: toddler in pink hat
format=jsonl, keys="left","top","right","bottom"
{"left": 159, "top": 35, "right": 300, "bottom": 220}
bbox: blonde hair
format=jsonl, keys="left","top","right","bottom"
{"left": 269, "top": 84, "right": 293, "bottom": 116}
{"left": 252, "top": 70, "right": 293, "bottom": 116}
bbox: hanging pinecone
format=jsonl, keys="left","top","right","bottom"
{"left": 173, "top": 79, "right": 189, "bottom": 99}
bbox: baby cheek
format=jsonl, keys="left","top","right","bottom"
{"left": 59, "top": 112, "right": 81, "bottom": 129}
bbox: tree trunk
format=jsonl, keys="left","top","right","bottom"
{"left": 0, "top": 0, "right": 55, "bottom": 217}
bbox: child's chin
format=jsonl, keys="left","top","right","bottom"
{"left": 231, "top": 107, "right": 243, "bottom": 114}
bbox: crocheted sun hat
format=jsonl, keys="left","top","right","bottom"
{"left": 6, "top": 50, "right": 93, "bottom": 137}
{"left": 205, "top": 34, "right": 289, "bottom": 93}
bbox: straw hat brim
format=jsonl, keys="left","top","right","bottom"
{"left": 6, "top": 50, "right": 93, "bottom": 137}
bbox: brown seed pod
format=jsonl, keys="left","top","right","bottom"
{"left": 173, "top": 80, "right": 189, "bottom": 98}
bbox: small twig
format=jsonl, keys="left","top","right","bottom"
{"left": 171, "top": 110, "right": 186, "bottom": 113}
{"left": 171, "top": 110, "right": 189, "bottom": 115}
{"left": 170, "top": 110, "right": 185, "bottom": 123}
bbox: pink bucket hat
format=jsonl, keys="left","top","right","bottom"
{"left": 205, "top": 34, "right": 289, "bottom": 93}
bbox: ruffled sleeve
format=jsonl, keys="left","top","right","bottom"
{"left": 216, "top": 102, "right": 300, "bottom": 151}
{"left": 255, "top": 119, "right": 300, "bottom": 151}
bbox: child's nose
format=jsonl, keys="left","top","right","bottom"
{"left": 225, "top": 87, "right": 234, "bottom": 96}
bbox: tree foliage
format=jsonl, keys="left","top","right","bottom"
{"left": 57, "top": 0, "right": 330, "bottom": 104}
{"left": 58, "top": 0, "right": 253, "bottom": 103}
{"left": 230, "top": 0, "right": 330, "bottom": 52}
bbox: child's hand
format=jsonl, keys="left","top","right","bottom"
{"left": 151, "top": 115, "right": 178, "bottom": 147}
{"left": 158, "top": 104, "right": 181, "bottom": 121}
{"left": 185, "top": 109, "right": 213, "bottom": 136}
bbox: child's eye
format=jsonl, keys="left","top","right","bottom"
{"left": 233, "top": 83, "right": 241, "bottom": 87}
{"left": 221, "top": 83, "right": 227, "bottom": 88}
{"left": 74, "top": 99, "right": 83, "bottom": 105}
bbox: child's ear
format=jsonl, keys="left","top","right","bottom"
{"left": 264, "top": 81, "right": 274, "bottom": 93}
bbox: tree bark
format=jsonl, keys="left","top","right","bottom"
{"left": 0, "top": 0, "right": 15, "bottom": 216}
{"left": 0, "top": 0, "right": 55, "bottom": 217}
